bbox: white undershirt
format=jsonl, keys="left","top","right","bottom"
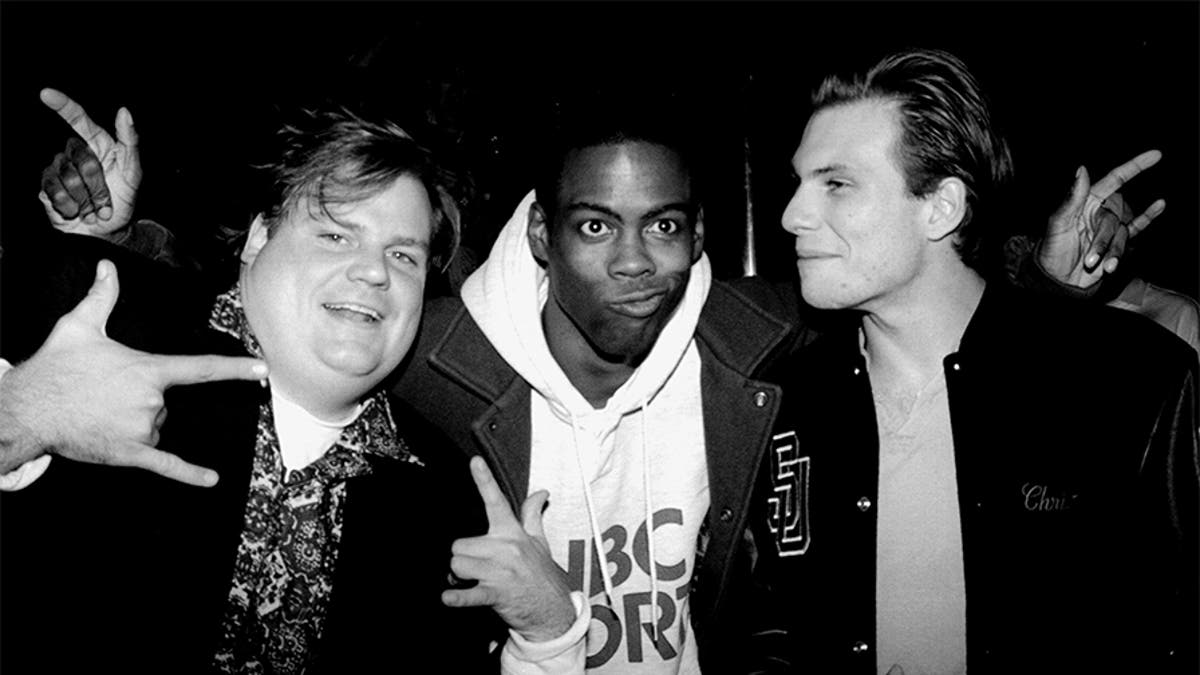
{"left": 268, "top": 380, "right": 361, "bottom": 473}
{"left": 873, "top": 370, "right": 967, "bottom": 675}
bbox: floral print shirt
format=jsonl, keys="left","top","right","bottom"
{"left": 207, "top": 287, "right": 421, "bottom": 674}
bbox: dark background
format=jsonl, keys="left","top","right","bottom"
{"left": 2, "top": 0, "right": 1197, "bottom": 347}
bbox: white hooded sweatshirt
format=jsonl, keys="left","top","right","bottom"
{"left": 462, "top": 191, "right": 712, "bottom": 674}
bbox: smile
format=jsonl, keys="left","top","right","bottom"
{"left": 323, "top": 302, "right": 384, "bottom": 323}
{"left": 610, "top": 291, "right": 667, "bottom": 319}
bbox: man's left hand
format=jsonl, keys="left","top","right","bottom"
{"left": 1039, "top": 149, "right": 1166, "bottom": 288}
{"left": 441, "top": 456, "right": 577, "bottom": 643}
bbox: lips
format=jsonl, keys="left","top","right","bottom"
{"left": 323, "top": 302, "right": 384, "bottom": 323}
{"left": 610, "top": 289, "right": 667, "bottom": 319}
{"left": 794, "top": 247, "right": 837, "bottom": 260}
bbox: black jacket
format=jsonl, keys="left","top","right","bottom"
{"left": 393, "top": 278, "right": 804, "bottom": 671}
{"left": 1, "top": 233, "right": 493, "bottom": 674}
{"left": 748, "top": 283, "right": 1200, "bottom": 674}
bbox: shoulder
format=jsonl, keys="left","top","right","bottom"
{"left": 970, "top": 284, "right": 1198, "bottom": 386}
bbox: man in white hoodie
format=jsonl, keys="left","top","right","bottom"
{"left": 412, "top": 108, "right": 795, "bottom": 673}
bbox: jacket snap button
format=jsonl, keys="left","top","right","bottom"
{"left": 852, "top": 641, "right": 870, "bottom": 654}
{"left": 856, "top": 496, "right": 872, "bottom": 512}
{"left": 951, "top": 362, "right": 961, "bottom": 372}
{"left": 719, "top": 507, "right": 734, "bottom": 523}
{"left": 487, "top": 420, "right": 498, "bottom": 432}
{"left": 753, "top": 391, "right": 768, "bottom": 407}
{"left": 853, "top": 367, "right": 862, "bottom": 376}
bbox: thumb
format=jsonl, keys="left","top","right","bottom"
{"left": 115, "top": 106, "right": 138, "bottom": 148}
{"left": 521, "top": 490, "right": 550, "bottom": 539}
{"left": 1050, "top": 166, "right": 1090, "bottom": 228}
{"left": 69, "top": 259, "right": 120, "bottom": 336}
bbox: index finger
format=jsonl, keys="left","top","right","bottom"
{"left": 150, "top": 353, "right": 268, "bottom": 387}
{"left": 1089, "top": 149, "right": 1162, "bottom": 200}
{"left": 469, "top": 455, "right": 520, "bottom": 532}
{"left": 39, "top": 88, "right": 114, "bottom": 153}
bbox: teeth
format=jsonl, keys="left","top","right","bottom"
{"left": 323, "top": 303, "right": 382, "bottom": 321}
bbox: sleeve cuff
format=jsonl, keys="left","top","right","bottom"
{"left": 501, "top": 591, "right": 590, "bottom": 674}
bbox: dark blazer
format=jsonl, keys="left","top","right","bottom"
{"left": 1, "top": 233, "right": 494, "bottom": 674}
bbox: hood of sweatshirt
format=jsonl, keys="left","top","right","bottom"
{"left": 460, "top": 189, "right": 712, "bottom": 430}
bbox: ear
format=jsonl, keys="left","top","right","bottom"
{"left": 527, "top": 202, "right": 551, "bottom": 263}
{"left": 691, "top": 207, "right": 706, "bottom": 263}
{"left": 241, "top": 214, "right": 270, "bottom": 265}
{"left": 925, "top": 177, "right": 967, "bottom": 242}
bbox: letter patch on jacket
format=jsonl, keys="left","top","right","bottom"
{"left": 767, "top": 431, "right": 809, "bottom": 556}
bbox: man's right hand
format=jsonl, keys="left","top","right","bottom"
{"left": 0, "top": 260, "right": 267, "bottom": 486}
{"left": 37, "top": 88, "right": 141, "bottom": 240}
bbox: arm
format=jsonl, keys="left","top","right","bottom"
{"left": 0, "top": 260, "right": 268, "bottom": 487}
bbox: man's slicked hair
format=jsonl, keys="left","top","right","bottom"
{"left": 812, "top": 48, "right": 1014, "bottom": 270}
{"left": 255, "top": 104, "right": 462, "bottom": 271}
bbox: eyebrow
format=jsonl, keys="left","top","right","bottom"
{"left": 328, "top": 217, "right": 431, "bottom": 250}
{"left": 804, "top": 163, "right": 852, "bottom": 180}
{"left": 562, "top": 201, "right": 695, "bottom": 220}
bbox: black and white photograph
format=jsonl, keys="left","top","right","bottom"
{"left": 1, "top": 2, "right": 1197, "bottom": 673}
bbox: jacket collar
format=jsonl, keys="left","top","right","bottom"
{"left": 431, "top": 279, "right": 796, "bottom": 397}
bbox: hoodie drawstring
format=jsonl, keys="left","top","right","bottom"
{"left": 640, "top": 395, "right": 660, "bottom": 643}
{"left": 570, "top": 417, "right": 616, "bottom": 607}
{"left": 569, "top": 401, "right": 660, "bottom": 645}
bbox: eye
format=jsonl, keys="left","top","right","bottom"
{"left": 578, "top": 220, "right": 611, "bottom": 238}
{"left": 649, "top": 219, "right": 681, "bottom": 235}
{"left": 319, "top": 232, "right": 348, "bottom": 244}
{"left": 390, "top": 249, "right": 426, "bottom": 267}
{"left": 825, "top": 178, "right": 849, "bottom": 192}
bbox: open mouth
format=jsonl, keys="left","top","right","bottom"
{"left": 323, "top": 302, "right": 383, "bottom": 323}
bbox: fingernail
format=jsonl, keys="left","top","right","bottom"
{"left": 252, "top": 363, "right": 268, "bottom": 377}
{"left": 1085, "top": 253, "right": 1099, "bottom": 268}
{"left": 201, "top": 470, "right": 219, "bottom": 486}
{"left": 259, "top": 378, "right": 268, "bottom": 389}
{"left": 98, "top": 206, "right": 113, "bottom": 220}
{"left": 1076, "top": 166, "right": 1084, "bottom": 180}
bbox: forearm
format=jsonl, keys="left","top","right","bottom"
{"left": 0, "top": 359, "right": 53, "bottom": 473}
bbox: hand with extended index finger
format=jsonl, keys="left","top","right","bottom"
{"left": 0, "top": 260, "right": 267, "bottom": 486}
{"left": 441, "top": 456, "right": 577, "bottom": 643}
{"left": 1039, "top": 149, "right": 1166, "bottom": 289}
{"left": 37, "top": 88, "right": 141, "bottom": 240}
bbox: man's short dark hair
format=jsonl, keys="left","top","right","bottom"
{"left": 532, "top": 91, "right": 700, "bottom": 224}
{"left": 256, "top": 104, "right": 462, "bottom": 271}
{"left": 812, "top": 48, "right": 1014, "bottom": 270}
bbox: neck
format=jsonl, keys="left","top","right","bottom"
{"left": 269, "top": 376, "right": 362, "bottom": 423}
{"left": 541, "top": 300, "right": 638, "bottom": 409}
{"left": 861, "top": 259, "right": 985, "bottom": 394}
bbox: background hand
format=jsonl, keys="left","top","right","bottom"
{"left": 37, "top": 88, "right": 141, "bottom": 240}
{"left": 1, "top": 260, "right": 267, "bottom": 485}
{"left": 1039, "top": 149, "right": 1166, "bottom": 288}
{"left": 442, "top": 456, "right": 577, "bottom": 642}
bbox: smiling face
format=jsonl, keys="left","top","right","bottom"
{"left": 239, "top": 174, "right": 433, "bottom": 417}
{"left": 529, "top": 141, "right": 703, "bottom": 365}
{"left": 781, "top": 99, "right": 933, "bottom": 313}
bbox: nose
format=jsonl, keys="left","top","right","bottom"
{"left": 781, "top": 185, "right": 818, "bottom": 234}
{"left": 609, "top": 230, "right": 655, "bottom": 278}
{"left": 348, "top": 248, "right": 390, "bottom": 288}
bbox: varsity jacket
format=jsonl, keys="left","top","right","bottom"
{"left": 749, "top": 283, "right": 1200, "bottom": 674}
{"left": 394, "top": 278, "right": 799, "bottom": 671}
